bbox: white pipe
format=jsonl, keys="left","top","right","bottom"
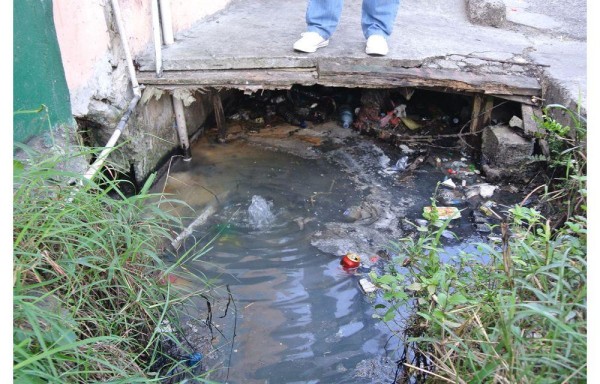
{"left": 172, "top": 97, "right": 192, "bottom": 161}
{"left": 159, "top": 0, "right": 174, "bottom": 45}
{"left": 82, "top": 0, "right": 144, "bottom": 182}
{"left": 151, "top": 0, "right": 163, "bottom": 76}
{"left": 84, "top": 94, "right": 141, "bottom": 180}
{"left": 110, "top": 0, "right": 141, "bottom": 97}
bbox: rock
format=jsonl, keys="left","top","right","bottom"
{"left": 475, "top": 223, "right": 492, "bottom": 233}
{"left": 482, "top": 124, "right": 534, "bottom": 168}
{"left": 466, "top": 0, "right": 506, "bottom": 27}
{"left": 509, "top": 115, "right": 524, "bottom": 129}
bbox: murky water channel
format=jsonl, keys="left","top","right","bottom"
{"left": 152, "top": 123, "right": 514, "bottom": 383}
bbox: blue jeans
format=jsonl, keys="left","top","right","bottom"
{"left": 305, "top": 0, "right": 401, "bottom": 40}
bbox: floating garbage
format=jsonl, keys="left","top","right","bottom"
{"left": 440, "top": 178, "right": 456, "bottom": 189}
{"left": 424, "top": 206, "right": 461, "bottom": 220}
{"left": 339, "top": 105, "right": 354, "bottom": 128}
{"left": 479, "top": 184, "right": 497, "bottom": 198}
{"left": 393, "top": 156, "right": 409, "bottom": 171}
{"left": 359, "top": 278, "right": 378, "bottom": 294}
{"left": 340, "top": 252, "right": 361, "bottom": 269}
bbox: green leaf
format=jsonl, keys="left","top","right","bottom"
{"left": 427, "top": 284, "right": 436, "bottom": 296}
{"left": 436, "top": 292, "right": 447, "bottom": 307}
{"left": 383, "top": 308, "right": 397, "bottom": 322}
{"left": 448, "top": 293, "right": 468, "bottom": 305}
{"left": 377, "top": 275, "right": 399, "bottom": 285}
{"left": 406, "top": 282, "right": 422, "bottom": 291}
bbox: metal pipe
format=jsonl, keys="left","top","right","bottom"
{"left": 172, "top": 97, "right": 192, "bottom": 161}
{"left": 110, "top": 0, "right": 141, "bottom": 97}
{"left": 158, "top": 0, "right": 174, "bottom": 45}
{"left": 151, "top": 0, "right": 163, "bottom": 76}
{"left": 84, "top": 94, "right": 141, "bottom": 180}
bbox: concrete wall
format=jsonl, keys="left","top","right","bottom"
{"left": 52, "top": 0, "right": 231, "bottom": 184}
{"left": 14, "top": 0, "right": 75, "bottom": 144}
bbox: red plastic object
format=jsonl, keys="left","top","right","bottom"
{"left": 447, "top": 168, "right": 457, "bottom": 175}
{"left": 340, "top": 253, "right": 361, "bottom": 269}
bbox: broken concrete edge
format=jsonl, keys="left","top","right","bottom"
{"left": 14, "top": 122, "right": 90, "bottom": 179}
{"left": 538, "top": 72, "right": 587, "bottom": 132}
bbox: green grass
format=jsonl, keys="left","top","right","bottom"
{"left": 371, "top": 108, "right": 587, "bottom": 383}
{"left": 13, "top": 144, "right": 213, "bottom": 382}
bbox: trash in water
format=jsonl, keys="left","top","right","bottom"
{"left": 438, "top": 189, "right": 463, "bottom": 205}
{"left": 186, "top": 352, "right": 203, "bottom": 367}
{"left": 393, "top": 156, "right": 409, "bottom": 171}
{"left": 340, "top": 252, "right": 361, "bottom": 269}
{"left": 381, "top": 156, "right": 409, "bottom": 174}
{"left": 339, "top": 104, "right": 354, "bottom": 128}
{"left": 359, "top": 278, "right": 378, "bottom": 294}
{"left": 401, "top": 116, "right": 422, "bottom": 130}
{"left": 424, "top": 206, "right": 461, "bottom": 220}
{"left": 399, "top": 144, "right": 415, "bottom": 154}
{"left": 440, "top": 178, "right": 456, "bottom": 189}
{"left": 479, "top": 184, "right": 498, "bottom": 198}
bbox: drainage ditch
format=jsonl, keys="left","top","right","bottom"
{"left": 150, "top": 84, "right": 544, "bottom": 383}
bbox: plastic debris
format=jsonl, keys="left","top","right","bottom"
{"left": 341, "top": 253, "right": 361, "bottom": 269}
{"left": 399, "top": 144, "right": 415, "bottom": 154}
{"left": 438, "top": 189, "right": 463, "bottom": 205}
{"left": 479, "top": 184, "right": 497, "bottom": 198}
{"left": 339, "top": 105, "right": 354, "bottom": 128}
{"left": 359, "top": 278, "right": 378, "bottom": 294}
{"left": 441, "top": 178, "right": 456, "bottom": 189}
{"left": 186, "top": 352, "right": 203, "bottom": 367}
{"left": 401, "top": 116, "right": 422, "bottom": 130}
{"left": 424, "top": 206, "right": 461, "bottom": 220}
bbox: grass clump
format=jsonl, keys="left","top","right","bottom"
{"left": 13, "top": 145, "right": 209, "bottom": 383}
{"left": 371, "top": 107, "right": 587, "bottom": 383}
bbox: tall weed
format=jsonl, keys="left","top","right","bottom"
{"left": 13, "top": 145, "right": 211, "bottom": 382}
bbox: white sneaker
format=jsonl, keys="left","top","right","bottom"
{"left": 293, "top": 32, "right": 329, "bottom": 53}
{"left": 365, "top": 35, "right": 389, "bottom": 56}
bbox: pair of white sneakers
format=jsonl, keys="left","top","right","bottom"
{"left": 293, "top": 32, "right": 389, "bottom": 56}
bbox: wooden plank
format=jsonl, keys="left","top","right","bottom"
{"left": 492, "top": 94, "right": 540, "bottom": 106}
{"left": 317, "top": 62, "right": 540, "bottom": 96}
{"left": 469, "top": 94, "right": 484, "bottom": 152}
{"left": 482, "top": 96, "right": 494, "bottom": 127}
{"left": 137, "top": 69, "right": 318, "bottom": 87}
{"left": 212, "top": 92, "right": 227, "bottom": 143}
{"left": 522, "top": 104, "right": 544, "bottom": 137}
{"left": 471, "top": 94, "right": 484, "bottom": 135}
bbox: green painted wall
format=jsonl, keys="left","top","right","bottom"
{"left": 14, "top": 0, "right": 74, "bottom": 144}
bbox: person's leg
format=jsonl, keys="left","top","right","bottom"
{"left": 361, "top": 0, "right": 401, "bottom": 39}
{"left": 305, "top": 0, "right": 344, "bottom": 40}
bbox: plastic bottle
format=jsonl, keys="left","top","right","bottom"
{"left": 339, "top": 105, "right": 354, "bottom": 128}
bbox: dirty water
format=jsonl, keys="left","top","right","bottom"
{"left": 152, "top": 122, "right": 517, "bottom": 383}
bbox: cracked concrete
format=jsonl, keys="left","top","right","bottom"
{"left": 134, "top": 0, "right": 585, "bottom": 114}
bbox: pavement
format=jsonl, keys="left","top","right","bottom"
{"left": 136, "top": 0, "right": 587, "bottom": 113}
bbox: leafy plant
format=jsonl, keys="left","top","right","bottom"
{"left": 371, "top": 105, "right": 587, "bottom": 383}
